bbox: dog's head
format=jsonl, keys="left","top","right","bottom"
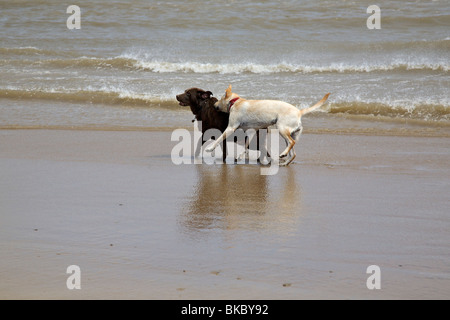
{"left": 214, "top": 84, "right": 239, "bottom": 113}
{"left": 176, "top": 88, "right": 213, "bottom": 108}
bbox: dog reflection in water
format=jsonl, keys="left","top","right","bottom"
{"left": 180, "top": 165, "right": 302, "bottom": 234}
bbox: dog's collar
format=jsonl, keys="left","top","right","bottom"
{"left": 227, "top": 97, "right": 240, "bottom": 112}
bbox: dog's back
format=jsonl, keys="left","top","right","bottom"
{"left": 199, "top": 97, "right": 229, "bottom": 133}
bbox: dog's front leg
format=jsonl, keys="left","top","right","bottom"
{"left": 205, "top": 127, "right": 236, "bottom": 153}
{"left": 238, "top": 136, "right": 251, "bottom": 160}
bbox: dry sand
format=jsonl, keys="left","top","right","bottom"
{"left": 0, "top": 129, "right": 449, "bottom": 299}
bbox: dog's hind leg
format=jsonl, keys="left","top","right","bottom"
{"left": 279, "top": 126, "right": 302, "bottom": 166}
{"left": 279, "top": 128, "right": 295, "bottom": 159}
{"left": 291, "top": 124, "right": 303, "bottom": 143}
{"left": 257, "top": 129, "right": 271, "bottom": 160}
{"left": 282, "top": 151, "right": 296, "bottom": 166}
{"left": 286, "top": 125, "right": 302, "bottom": 161}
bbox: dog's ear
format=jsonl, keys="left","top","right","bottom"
{"left": 225, "top": 84, "right": 232, "bottom": 99}
{"left": 200, "top": 91, "right": 213, "bottom": 100}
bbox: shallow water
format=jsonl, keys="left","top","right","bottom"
{"left": 0, "top": 0, "right": 449, "bottom": 129}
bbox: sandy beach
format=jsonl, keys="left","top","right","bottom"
{"left": 1, "top": 0, "right": 449, "bottom": 303}
{"left": 1, "top": 128, "right": 449, "bottom": 299}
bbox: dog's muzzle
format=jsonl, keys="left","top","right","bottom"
{"left": 176, "top": 95, "right": 188, "bottom": 106}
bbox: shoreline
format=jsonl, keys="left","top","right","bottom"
{"left": 1, "top": 129, "right": 449, "bottom": 299}
{"left": 1, "top": 117, "right": 449, "bottom": 138}
{"left": 1, "top": 97, "right": 449, "bottom": 138}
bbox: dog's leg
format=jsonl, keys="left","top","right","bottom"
{"left": 282, "top": 149, "right": 296, "bottom": 166}
{"left": 277, "top": 131, "right": 291, "bottom": 166}
{"left": 281, "top": 126, "right": 302, "bottom": 166}
{"left": 222, "top": 139, "right": 227, "bottom": 162}
{"left": 198, "top": 132, "right": 226, "bottom": 160}
{"left": 279, "top": 128, "right": 295, "bottom": 159}
{"left": 285, "top": 126, "right": 303, "bottom": 165}
{"left": 238, "top": 135, "right": 251, "bottom": 160}
{"left": 194, "top": 132, "right": 204, "bottom": 159}
{"left": 205, "top": 127, "right": 236, "bottom": 153}
{"left": 259, "top": 130, "right": 271, "bottom": 159}
{"left": 291, "top": 125, "right": 303, "bottom": 143}
{"left": 259, "top": 128, "right": 271, "bottom": 164}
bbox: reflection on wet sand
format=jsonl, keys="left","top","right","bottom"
{"left": 179, "top": 164, "right": 302, "bottom": 237}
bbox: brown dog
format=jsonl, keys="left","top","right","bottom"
{"left": 176, "top": 87, "right": 265, "bottom": 161}
{"left": 176, "top": 87, "right": 229, "bottom": 133}
{"left": 177, "top": 87, "right": 229, "bottom": 160}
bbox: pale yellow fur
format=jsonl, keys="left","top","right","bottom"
{"left": 206, "top": 85, "right": 330, "bottom": 166}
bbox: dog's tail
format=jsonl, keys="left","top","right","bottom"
{"left": 299, "top": 93, "right": 330, "bottom": 116}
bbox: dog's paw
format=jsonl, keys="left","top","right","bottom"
{"left": 238, "top": 151, "right": 248, "bottom": 160}
{"left": 279, "top": 154, "right": 287, "bottom": 159}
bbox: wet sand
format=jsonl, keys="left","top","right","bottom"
{"left": 0, "top": 129, "right": 449, "bottom": 299}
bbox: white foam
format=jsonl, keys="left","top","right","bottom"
{"left": 118, "top": 53, "right": 449, "bottom": 74}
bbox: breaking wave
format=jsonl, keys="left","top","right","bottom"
{"left": 328, "top": 101, "right": 450, "bottom": 123}
{"left": 2, "top": 51, "right": 448, "bottom": 74}
{"left": 131, "top": 60, "right": 449, "bottom": 74}
{"left": 0, "top": 88, "right": 177, "bottom": 108}
{"left": 1, "top": 88, "right": 449, "bottom": 123}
